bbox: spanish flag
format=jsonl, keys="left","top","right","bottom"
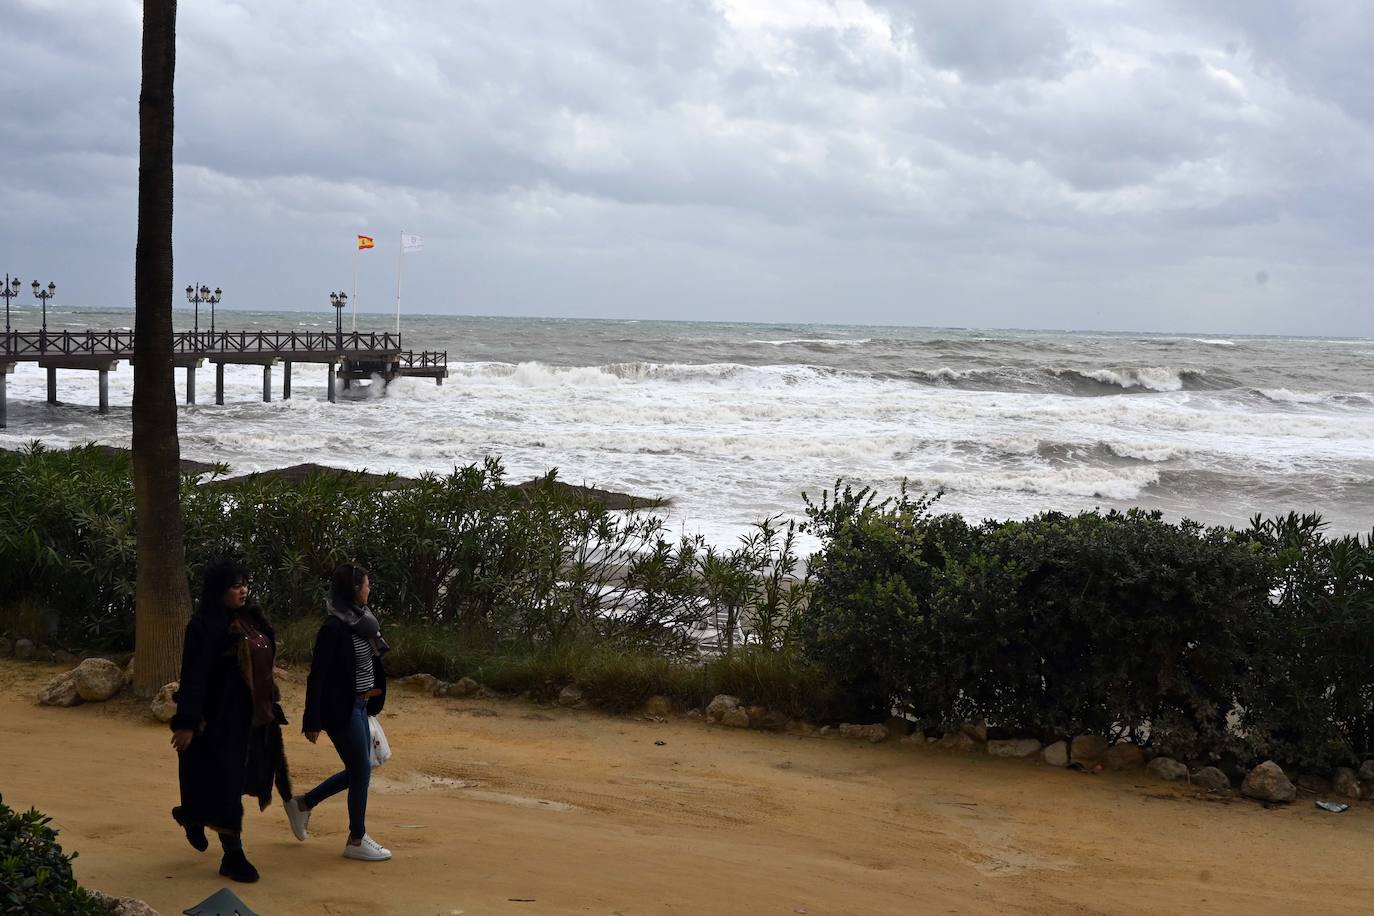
{"left": 357, "top": 235, "right": 375, "bottom": 250}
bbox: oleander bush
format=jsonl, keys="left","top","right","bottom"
{"left": 0, "top": 794, "right": 104, "bottom": 916}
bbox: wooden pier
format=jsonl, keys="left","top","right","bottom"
{"left": 0, "top": 329, "right": 448, "bottom": 428}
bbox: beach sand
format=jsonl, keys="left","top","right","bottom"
{"left": 2, "top": 657, "right": 1370, "bottom": 915}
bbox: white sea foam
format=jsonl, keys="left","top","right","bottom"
{"left": 1074, "top": 366, "right": 1194, "bottom": 392}
{"left": 1194, "top": 339, "right": 1237, "bottom": 347}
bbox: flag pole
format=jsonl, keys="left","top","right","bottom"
{"left": 351, "top": 238, "right": 359, "bottom": 333}
{"left": 394, "top": 230, "right": 404, "bottom": 338}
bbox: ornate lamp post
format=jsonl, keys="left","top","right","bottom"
{"left": 1, "top": 274, "right": 19, "bottom": 347}
{"left": 206, "top": 286, "right": 222, "bottom": 336}
{"left": 329, "top": 291, "right": 348, "bottom": 352}
{"left": 32, "top": 280, "right": 55, "bottom": 352}
{"left": 185, "top": 284, "right": 205, "bottom": 338}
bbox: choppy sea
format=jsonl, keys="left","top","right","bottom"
{"left": 3, "top": 306, "right": 1372, "bottom": 542}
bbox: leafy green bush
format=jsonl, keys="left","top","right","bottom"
{"left": 0, "top": 794, "right": 104, "bottom": 916}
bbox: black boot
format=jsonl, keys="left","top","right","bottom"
{"left": 218, "top": 848, "right": 260, "bottom": 883}
{"left": 171, "top": 806, "right": 208, "bottom": 852}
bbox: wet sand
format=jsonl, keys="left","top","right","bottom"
{"left": 2, "top": 658, "right": 1371, "bottom": 915}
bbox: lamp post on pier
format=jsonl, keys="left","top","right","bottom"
{"left": 185, "top": 284, "right": 207, "bottom": 341}
{"left": 329, "top": 291, "right": 348, "bottom": 353}
{"left": 206, "top": 286, "right": 222, "bottom": 337}
{"left": 32, "top": 280, "right": 55, "bottom": 352}
{"left": 1, "top": 275, "right": 19, "bottom": 350}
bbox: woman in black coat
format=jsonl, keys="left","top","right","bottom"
{"left": 285, "top": 561, "right": 391, "bottom": 861}
{"left": 170, "top": 559, "right": 292, "bottom": 883}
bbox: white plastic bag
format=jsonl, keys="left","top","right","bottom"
{"left": 369, "top": 715, "right": 391, "bottom": 767}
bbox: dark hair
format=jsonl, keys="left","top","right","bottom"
{"left": 330, "top": 561, "right": 369, "bottom": 607}
{"left": 198, "top": 558, "right": 249, "bottom": 616}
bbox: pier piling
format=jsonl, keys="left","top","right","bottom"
{"left": 283, "top": 361, "right": 292, "bottom": 400}
{"left": 98, "top": 369, "right": 109, "bottom": 414}
{"left": 262, "top": 365, "right": 272, "bottom": 403}
{"left": 47, "top": 367, "right": 57, "bottom": 404}
{"left": 215, "top": 362, "right": 225, "bottom": 405}
{"left": 186, "top": 365, "right": 196, "bottom": 405}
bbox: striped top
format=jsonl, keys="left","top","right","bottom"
{"left": 352, "top": 634, "right": 374, "bottom": 694}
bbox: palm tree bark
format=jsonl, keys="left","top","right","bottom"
{"left": 132, "top": 0, "right": 190, "bottom": 695}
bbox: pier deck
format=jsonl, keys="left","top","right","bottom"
{"left": 0, "top": 329, "right": 448, "bottom": 428}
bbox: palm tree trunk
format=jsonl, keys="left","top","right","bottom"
{"left": 131, "top": 0, "right": 190, "bottom": 695}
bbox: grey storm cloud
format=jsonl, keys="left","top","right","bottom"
{"left": 1, "top": 0, "right": 1371, "bottom": 335}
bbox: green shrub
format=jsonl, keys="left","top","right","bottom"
{"left": 0, "top": 794, "right": 104, "bottom": 916}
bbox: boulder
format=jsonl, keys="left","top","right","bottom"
{"left": 396, "top": 673, "right": 441, "bottom": 693}
{"left": 150, "top": 682, "right": 179, "bottom": 723}
{"left": 1070, "top": 734, "right": 1110, "bottom": 763}
{"left": 0, "top": 636, "right": 11, "bottom": 656}
{"left": 935, "top": 731, "right": 979, "bottom": 753}
{"left": 1359, "top": 759, "right": 1374, "bottom": 783}
{"left": 1146, "top": 757, "right": 1189, "bottom": 782}
{"left": 899, "top": 730, "right": 927, "bottom": 747}
{"left": 839, "top": 723, "right": 890, "bottom": 744}
{"left": 818, "top": 726, "right": 836, "bottom": 737}
{"left": 37, "top": 669, "right": 83, "bottom": 707}
{"left": 557, "top": 685, "right": 585, "bottom": 707}
{"left": 885, "top": 716, "right": 913, "bottom": 738}
{"left": 1102, "top": 742, "right": 1146, "bottom": 771}
{"left": 440, "top": 677, "right": 480, "bottom": 699}
{"left": 74, "top": 658, "right": 125, "bottom": 702}
{"left": 14, "top": 638, "right": 36, "bottom": 660}
{"left": 705, "top": 694, "right": 742, "bottom": 724}
{"left": 1333, "top": 767, "right": 1362, "bottom": 800}
{"left": 745, "top": 704, "right": 770, "bottom": 724}
{"left": 720, "top": 707, "right": 751, "bottom": 728}
{"left": 89, "top": 889, "right": 160, "bottom": 915}
{"left": 1191, "top": 766, "right": 1232, "bottom": 793}
{"left": 785, "top": 720, "right": 820, "bottom": 738}
{"left": 641, "top": 695, "right": 673, "bottom": 718}
{"left": 961, "top": 721, "right": 989, "bottom": 743}
{"left": 1042, "top": 741, "right": 1069, "bottom": 767}
{"left": 987, "top": 738, "right": 1042, "bottom": 759}
{"left": 1241, "top": 761, "right": 1297, "bottom": 804}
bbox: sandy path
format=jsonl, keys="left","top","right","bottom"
{"left": 2, "top": 658, "right": 1370, "bottom": 915}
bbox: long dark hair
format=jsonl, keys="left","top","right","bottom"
{"left": 198, "top": 558, "right": 249, "bottom": 616}
{"left": 329, "top": 561, "right": 369, "bottom": 608}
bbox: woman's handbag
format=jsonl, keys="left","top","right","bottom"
{"left": 369, "top": 715, "right": 392, "bottom": 767}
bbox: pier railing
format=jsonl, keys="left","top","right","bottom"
{"left": 1, "top": 329, "right": 408, "bottom": 358}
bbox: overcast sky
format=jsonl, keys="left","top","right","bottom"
{"left": 3, "top": 0, "right": 1372, "bottom": 335}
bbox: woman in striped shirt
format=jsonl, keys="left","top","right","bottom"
{"left": 289, "top": 562, "right": 391, "bottom": 861}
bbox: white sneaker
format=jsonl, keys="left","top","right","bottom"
{"left": 343, "top": 834, "right": 391, "bottom": 861}
{"left": 283, "top": 798, "right": 310, "bottom": 842}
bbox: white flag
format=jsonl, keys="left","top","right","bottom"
{"left": 401, "top": 233, "right": 424, "bottom": 252}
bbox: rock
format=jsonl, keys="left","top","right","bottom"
{"left": 705, "top": 694, "right": 742, "bottom": 724}
{"left": 720, "top": 707, "right": 751, "bottom": 728}
{"left": 89, "top": 889, "right": 160, "bottom": 915}
{"left": 745, "top": 704, "right": 770, "bottom": 724}
{"left": 686, "top": 708, "right": 703, "bottom": 720}
{"left": 1103, "top": 742, "right": 1146, "bottom": 771}
{"left": 899, "top": 730, "right": 927, "bottom": 746}
{"left": 1241, "top": 761, "right": 1297, "bottom": 804}
{"left": 1192, "top": 766, "right": 1232, "bottom": 793}
{"left": 1296, "top": 773, "right": 1330, "bottom": 794}
{"left": 396, "top": 673, "right": 441, "bottom": 693}
{"left": 74, "top": 658, "right": 125, "bottom": 702}
{"left": 1333, "top": 767, "right": 1362, "bottom": 800}
{"left": 785, "top": 720, "right": 820, "bottom": 738}
{"left": 37, "top": 669, "right": 83, "bottom": 707}
{"left": 935, "top": 731, "right": 979, "bottom": 753}
{"left": 150, "top": 682, "right": 179, "bottom": 722}
{"left": 0, "top": 636, "right": 11, "bottom": 656}
{"left": 54, "top": 649, "right": 80, "bottom": 664}
{"left": 1042, "top": 741, "right": 1069, "bottom": 767}
{"left": 961, "top": 721, "right": 989, "bottom": 743}
{"left": 14, "top": 638, "right": 36, "bottom": 660}
{"left": 839, "top": 723, "right": 890, "bottom": 744}
{"left": 440, "top": 677, "right": 480, "bottom": 698}
{"left": 987, "top": 738, "right": 1042, "bottom": 758}
{"left": 557, "top": 685, "right": 584, "bottom": 707}
{"left": 1359, "top": 760, "right": 1374, "bottom": 783}
{"left": 818, "top": 726, "right": 836, "bottom": 737}
{"left": 1070, "top": 734, "right": 1110, "bottom": 763}
{"left": 641, "top": 695, "right": 673, "bottom": 718}
{"left": 1146, "top": 757, "right": 1189, "bottom": 781}
{"left": 885, "top": 716, "right": 912, "bottom": 738}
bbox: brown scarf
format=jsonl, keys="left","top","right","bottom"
{"left": 231, "top": 616, "right": 278, "bottom": 726}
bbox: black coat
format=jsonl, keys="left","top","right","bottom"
{"left": 171, "top": 604, "right": 291, "bottom": 833}
{"left": 303, "top": 616, "right": 387, "bottom": 735}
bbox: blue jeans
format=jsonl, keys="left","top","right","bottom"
{"left": 302, "top": 698, "right": 371, "bottom": 839}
